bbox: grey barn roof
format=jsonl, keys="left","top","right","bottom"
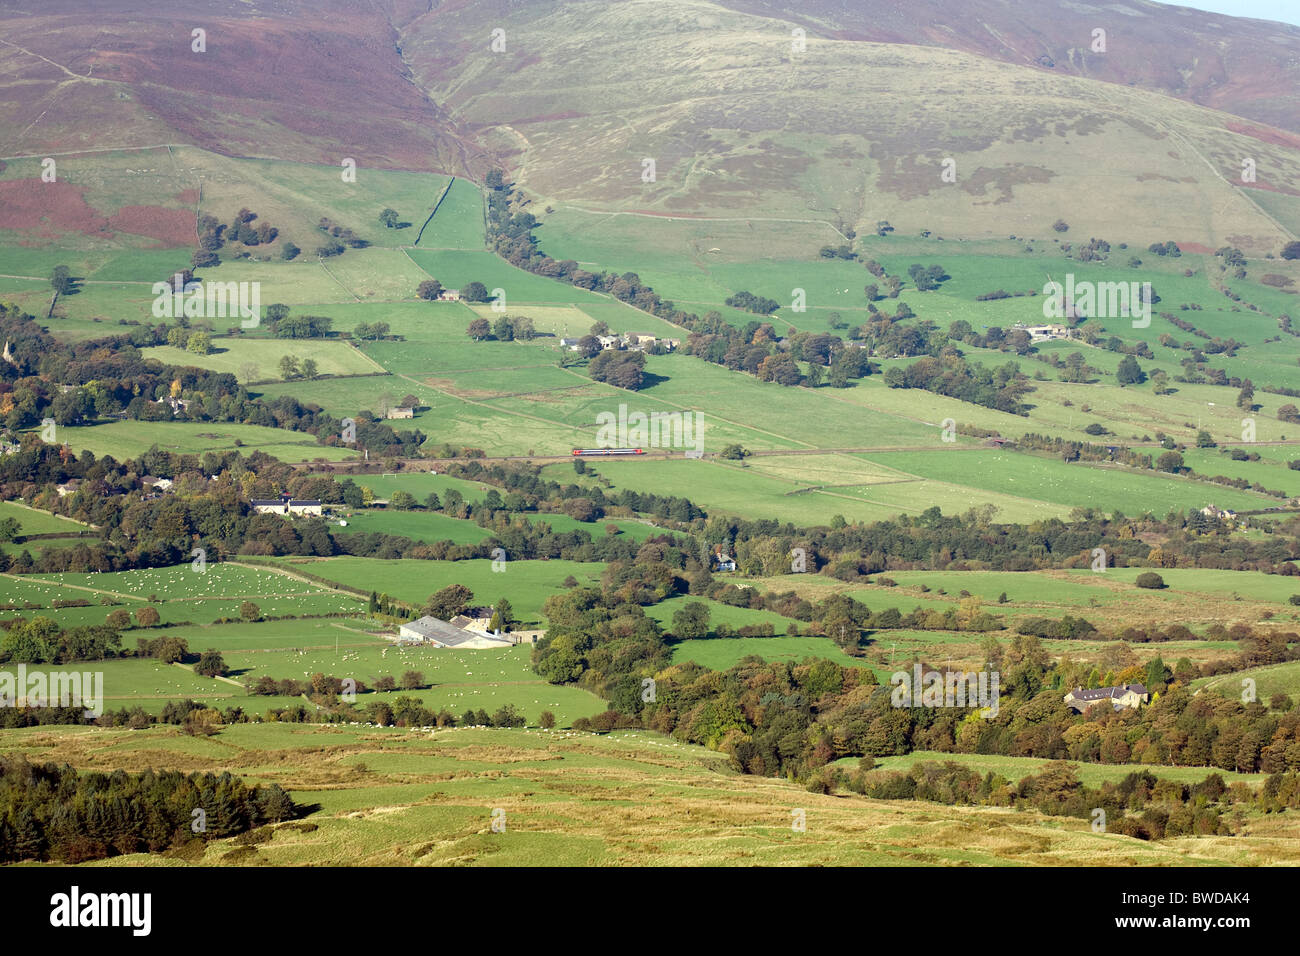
{"left": 401, "top": 615, "right": 484, "bottom": 647}
{"left": 1069, "top": 683, "right": 1147, "bottom": 701}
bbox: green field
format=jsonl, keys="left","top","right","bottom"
{"left": 648, "top": 594, "right": 802, "bottom": 636}
{"left": 145, "top": 618, "right": 390, "bottom": 653}
{"left": 267, "top": 557, "right": 605, "bottom": 623}
{"left": 1069, "top": 567, "right": 1300, "bottom": 604}
{"left": 1, "top": 563, "right": 363, "bottom": 626}
{"left": 0, "top": 501, "right": 91, "bottom": 536}
{"left": 548, "top": 452, "right": 1069, "bottom": 526}
{"left": 221, "top": 642, "right": 603, "bottom": 726}
{"left": 1195, "top": 660, "right": 1300, "bottom": 701}
{"left": 0, "top": 658, "right": 239, "bottom": 714}
{"left": 333, "top": 509, "right": 493, "bottom": 545}
{"left": 670, "top": 635, "right": 869, "bottom": 671}
{"left": 859, "top": 449, "right": 1275, "bottom": 518}
{"left": 3, "top": 635, "right": 603, "bottom": 724}
{"left": 863, "top": 570, "right": 1121, "bottom": 606}
{"left": 50, "top": 421, "right": 359, "bottom": 463}
{"left": 414, "top": 178, "right": 487, "bottom": 250}
{"left": 143, "top": 338, "right": 385, "bottom": 383}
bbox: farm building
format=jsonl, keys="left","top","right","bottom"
{"left": 1064, "top": 683, "right": 1148, "bottom": 713}
{"left": 140, "top": 476, "right": 174, "bottom": 493}
{"left": 386, "top": 406, "right": 414, "bottom": 419}
{"left": 397, "top": 615, "right": 515, "bottom": 649}
{"left": 560, "top": 333, "right": 676, "bottom": 354}
{"left": 436, "top": 289, "right": 461, "bottom": 301}
{"left": 250, "top": 495, "right": 323, "bottom": 516}
{"left": 154, "top": 396, "right": 190, "bottom": 415}
{"left": 1201, "top": 504, "right": 1237, "bottom": 520}
{"left": 714, "top": 552, "right": 737, "bottom": 572}
{"left": 1014, "top": 323, "right": 1073, "bottom": 342}
{"left": 448, "top": 607, "right": 495, "bottom": 633}
{"left": 56, "top": 479, "right": 82, "bottom": 497}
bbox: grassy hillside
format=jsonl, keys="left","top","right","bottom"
{"left": 399, "top": 0, "right": 1298, "bottom": 250}
{"left": 11, "top": 722, "right": 1299, "bottom": 866}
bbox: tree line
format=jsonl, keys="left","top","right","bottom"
{"left": 0, "top": 756, "right": 299, "bottom": 863}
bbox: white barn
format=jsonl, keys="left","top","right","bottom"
{"left": 398, "top": 615, "right": 515, "bottom": 649}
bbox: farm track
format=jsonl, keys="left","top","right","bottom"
{"left": 1, "top": 571, "right": 146, "bottom": 603}
{"left": 343, "top": 342, "right": 389, "bottom": 374}
{"left": 295, "top": 444, "right": 999, "bottom": 471}
{"left": 316, "top": 256, "right": 362, "bottom": 301}
{"left": 0, "top": 500, "right": 97, "bottom": 530}
{"left": 171, "top": 661, "right": 244, "bottom": 689}
{"left": 225, "top": 560, "right": 364, "bottom": 602}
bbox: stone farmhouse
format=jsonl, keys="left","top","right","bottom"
{"left": 561, "top": 333, "right": 680, "bottom": 353}
{"left": 1064, "top": 683, "right": 1149, "bottom": 713}
{"left": 250, "top": 493, "right": 323, "bottom": 516}
{"left": 56, "top": 478, "right": 82, "bottom": 497}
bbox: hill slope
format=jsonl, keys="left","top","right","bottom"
{"left": 2, "top": 1, "right": 1298, "bottom": 247}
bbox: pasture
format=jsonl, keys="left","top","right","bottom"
{"left": 1195, "top": 660, "right": 1300, "bottom": 701}
{"left": 266, "top": 557, "right": 605, "bottom": 622}
{"left": 669, "top": 635, "right": 868, "bottom": 671}
{"left": 332, "top": 509, "right": 492, "bottom": 546}
{"left": 858, "top": 449, "right": 1274, "bottom": 517}
{"left": 9, "top": 723, "right": 1295, "bottom": 866}
{"left": 0, "top": 501, "right": 91, "bottom": 535}
{"left": 219, "top": 643, "right": 603, "bottom": 726}
{"left": 1, "top": 563, "right": 363, "bottom": 627}
{"left": 143, "top": 338, "right": 384, "bottom": 383}
{"left": 647, "top": 595, "right": 803, "bottom": 636}
{"left": 50, "top": 421, "right": 359, "bottom": 463}
{"left": 0, "top": 658, "right": 238, "bottom": 714}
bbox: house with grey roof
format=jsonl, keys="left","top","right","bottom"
{"left": 1064, "top": 683, "right": 1149, "bottom": 713}
{"left": 250, "top": 494, "right": 322, "bottom": 516}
